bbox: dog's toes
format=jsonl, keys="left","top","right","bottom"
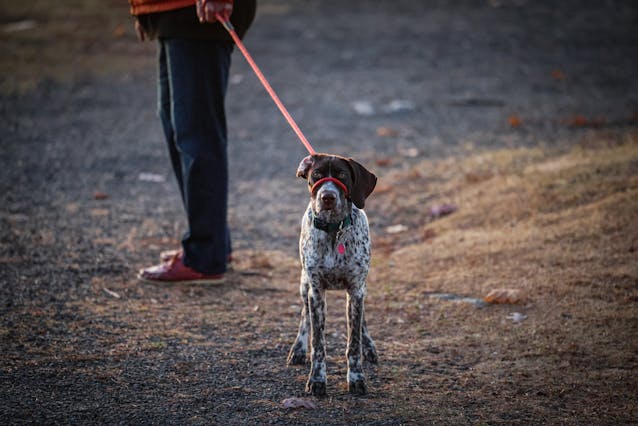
{"left": 363, "top": 348, "right": 379, "bottom": 364}
{"left": 348, "top": 379, "right": 368, "bottom": 395}
{"left": 306, "top": 380, "right": 327, "bottom": 396}
{"left": 287, "top": 350, "right": 308, "bottom": 366}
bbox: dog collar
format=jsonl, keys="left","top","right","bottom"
{"left": 311, "top": 211, "right": 354, "bottom": 233}
{"left": 310, "top": 177, "right": 349, "bottom": 197}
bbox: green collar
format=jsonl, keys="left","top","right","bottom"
{"left": 311, "top": 212, "right": 354, "bottom": 233}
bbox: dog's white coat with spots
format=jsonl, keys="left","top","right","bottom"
{"left": 288, "top": 154, "right": 378, "bottom": 396}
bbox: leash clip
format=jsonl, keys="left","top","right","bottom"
{"left": 336, "top": 213, "right": 353, "bottom": 242}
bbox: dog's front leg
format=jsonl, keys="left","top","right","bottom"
{"left": 288, "top": 270, "right": 310, "bottom": 365}
{"left": 346, "top": 285, "right": 368, "bottom": 395}
{"left": 306, "top": 282, "right": 327, "bottom": 396}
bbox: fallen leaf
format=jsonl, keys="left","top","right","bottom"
{"left": 551, "top": 70, "right": 566, "bottom": 80}
{"left": 376, "top": 127, "right": 399, "bottom": 137}
{"left": 93, "top": 191, "right": 109, "bottom": 200}
{"left": 484, "top": 288, "right": 525, "bottom": 304}
{"left": 508, "top": 115, "right": 522, "bottom": 127}
{"left": 562, "top": 115, "right": 606, "bottom": 128}
{"left": 568, "top": 115, "right": 588, "bottom": 127}
{"left": 281, "top": 397, "right": 317, "bottom": 410}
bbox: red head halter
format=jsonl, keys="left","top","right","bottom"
{"left": 311, "top": 177, "right": 349, "bottom": 197}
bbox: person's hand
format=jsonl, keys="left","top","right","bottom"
{"left": 134, "top": 19, "right": 146, "bottom": 42}
{"left": 196, "top": 0, "right": 233, "bottom": 24}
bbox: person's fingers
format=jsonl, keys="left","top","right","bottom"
{"left": 199, "top": 1, "right": 234, "bottom": 23}
{"left": 204, "top": 3, "right": 216, "bottom": 22}
{"left": 196, "top": 0, "right": 204, "bottom": 22}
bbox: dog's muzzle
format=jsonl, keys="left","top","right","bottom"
{"left": 311, "top": 177, "right": 348, "bottom": 211}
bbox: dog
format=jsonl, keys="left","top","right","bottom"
{"left": 287, "top": 153, "right": 378, "bottom": 396}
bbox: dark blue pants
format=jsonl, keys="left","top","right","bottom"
{"left": 158, "top": 38, "right": 233, "bottom": 275}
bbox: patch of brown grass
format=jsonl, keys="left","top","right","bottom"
{"left": 365, "top": 131, "right": 638, "bottom": 422}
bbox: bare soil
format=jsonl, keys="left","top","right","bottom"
{"left": 1, "top": 0, "right": 637, "bottom": 424}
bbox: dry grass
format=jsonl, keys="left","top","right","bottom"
{"left": 363, "top": 131, "right": 638, "bottom": 422}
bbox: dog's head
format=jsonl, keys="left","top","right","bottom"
{"left": 296, "top": 154, "right": 377, "bottom": 217}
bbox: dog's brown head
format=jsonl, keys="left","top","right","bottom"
{"left": 296, "top": 154, "right": 377, "bottom": 210}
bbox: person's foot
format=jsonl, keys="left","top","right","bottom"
{"left": 159, "top": 249, "right": 233, "bottom": 267}
{"left": 138, "top": 253, "right": 225, "bottom": 285}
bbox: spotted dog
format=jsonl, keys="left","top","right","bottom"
{"left": 287, "top": 153, "right": 378, "bottom": 396}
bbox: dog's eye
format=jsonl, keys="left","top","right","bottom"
{"left": 338, "top": 171, "right": 348, "bottom": 180}
{"left": 311, "top": 170, "right": 322, "bottom": 179}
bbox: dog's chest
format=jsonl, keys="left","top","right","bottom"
{"left": 300, "top": 208, "right": 370, "bottom": 289}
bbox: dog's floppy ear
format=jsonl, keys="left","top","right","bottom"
{"left": 347, "top": 158, "right": 377, "bottom": 209}
{"left": 296, "top": 155, "right": 315, "bottom": 179}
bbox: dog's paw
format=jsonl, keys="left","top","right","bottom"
{"left": 363, "top": 346, "right": 379, "bottom": 364}
{"left": 348, "top": 379, "right": 368, "bottom": 395}
{"left": 287, "top": 350, "right": 308, "bottom": 366}
{"left": 306, "top": 380, "right": 327, "bottom": 396}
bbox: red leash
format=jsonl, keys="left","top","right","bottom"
{"left": 216, "top": 13, "right": 316, "bottom": 155}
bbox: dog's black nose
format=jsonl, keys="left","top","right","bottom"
{"left": 321, "top": 192, "right": 336, "bottom": 204}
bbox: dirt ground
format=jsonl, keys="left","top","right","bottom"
{"left": 1, "top": 0, "right": 637, "bottom": 424}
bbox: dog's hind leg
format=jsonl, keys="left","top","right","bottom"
{"left": 288, "top": 270, "right": 310, "bottom": 365}
{"left": 362, "top": 314, "right": 378, "bottom": 364}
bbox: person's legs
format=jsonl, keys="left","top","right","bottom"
{"left": 161, "top": 38, "right": 233, "bottom": 275}
{"left": 158, "top": 41, "right": 185, "bottom": 204}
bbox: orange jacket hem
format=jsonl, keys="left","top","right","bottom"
{"left": 130, "top": 0, "right": 196, "bottom": 16}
